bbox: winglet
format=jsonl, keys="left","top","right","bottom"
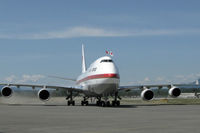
{"left": 82, "top": 44, "right": 86, "bottom": 73}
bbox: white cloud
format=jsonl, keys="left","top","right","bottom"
{"left": 4, "top": 75, "right": 17, "bottom": 82}
{"left": 173, "top": 73, "right": 200, "bottom": 83}
{"left": 155, "top": 77, "right": 165, "bottom": 82}
{"left": 129, "top": 77, "right": 152, "bottom": 85}
{"left": 125, "top": 73, "right": 200, "bottom": 85}
{"left": 144, "top": 77, "right": 150, "bottom": 82}
{"left": 18, "top": 74, "right": 45, "bottom": 83}
{"left": 0, "top": 26, "right": 200, "bottom": 39}
{"left": 0, "top": 27, "right": 127, "bottom": 39}
{"left": 4, "top": 74, "right": 45, "bottom": 83}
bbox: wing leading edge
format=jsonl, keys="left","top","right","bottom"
{"left": 119, "top": 82, "right": 200, "bottom": 100}
{"left": 0, "top": 83, "right": 83, "bottom": 92}
{"left": 119, "top": 83, "right": 200, "bottom": 91}
{"left": 0, "top": 83, "right": 93, "bottom": 102}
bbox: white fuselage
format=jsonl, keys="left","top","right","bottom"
{"left": 76, "top": 56, "right": 120, "bottom": 96}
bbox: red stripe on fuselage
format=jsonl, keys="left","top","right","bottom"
{"left": 77, "top": 74, "right": 119, "bottom": 84}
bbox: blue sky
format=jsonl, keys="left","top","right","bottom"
{"left": 0, "top": 0, "right": 200, "bottom": 85}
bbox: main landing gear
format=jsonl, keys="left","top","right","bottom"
{"left": 112, "top": 100, "right": 120, "bottom": 106}
{"left": 112, "top": 92, "right": 121, "bottom": 107}
{"left": 96, "top": 98, "right": 111, "bottom": 107}
{"left": 81, "top": 97, "right": 89, "bottom": 106}
{"left": 96, "top": 92, "right": 121, "bottom": 107}
{"left": 66, "top": 91, "right": 75, "bottom": 106}
{"left": 65, "top": 91, "right": 121, "bottom": 107}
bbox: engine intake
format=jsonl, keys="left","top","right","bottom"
{"left": 169, "top": 87, "right": 181, "bottom": 98}
{"left": 141, "top": 89, "right": 154, "bottom": 101}
{"left": 38, "top": 89, "right": 50, "bottom": 101}
{"left": 1, "top": 86, "right": 13, "bottom": 97}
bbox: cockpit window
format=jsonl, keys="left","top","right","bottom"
{"left": 100, "top": 59, "right": 113, "bottom": 63}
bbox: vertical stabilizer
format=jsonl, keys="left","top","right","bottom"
{"left": 82, "top": 44, "right": 86, "bottom": 73}
{"left": 196, "top": 79, "right": 200, "bottom": 85}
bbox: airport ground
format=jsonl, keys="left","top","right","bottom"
{"left": 0, "top": 98, "right": 200, "bottom": 133}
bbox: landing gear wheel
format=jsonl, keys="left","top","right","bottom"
{"left": 112, "top": 101, "right": 116, "bottom": 106}
{"left": 68, "top": 100, "right": 75, "bottom": 106}
{"left": 106, "top": 101, "right": 111, "bottom": 107}
{"left": 72, "top": 101, "right": 75, "bottom": 106}
{"left": 112, "top": 100, "right": 120, "bottom": 107}
{"left": 96, "top": 100, "right": 101, "bottom": 106}
{"left": 116, "top": 101, "right": 120, "bottom": 106}
{"left": 101, "top": 101, "right": 106, "bottom": 107}
{"left": 85, "top": 101, "right": 89, "bottom": 106}
{"left": 81, "top": 101, "right": 89, "bottom": 106}
{"left": 66, "top": 91, "right": 75, "bottom": 106}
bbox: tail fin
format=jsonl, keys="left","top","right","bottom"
{"left": 195, "top": 79, "right": 200, "bottom": 85}
{"left": 82, "top": 44, "right": 86, "bottom": 73}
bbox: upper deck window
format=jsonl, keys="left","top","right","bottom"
{"left": 100, "top": 59, "right": 113, "bottom": 63}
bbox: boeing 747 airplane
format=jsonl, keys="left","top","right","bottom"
{"left": 0, "top": 45, "right": 200, "bottom": 107}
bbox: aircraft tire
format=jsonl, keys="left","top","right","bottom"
{"left": 68, "top": 101, "right": 75, "bottom": 106}
{"left": 72, "top": 101, "right": 75, "bottom": 106}
{"left": 106, "top": 101, "right": 111, "bottom": 107}
{"left": 85, "top": 101, "right": 89, "bottom": 106}
{"left": 112, "top": 101, "right": 116, "bottom": 106}
{"left": 112, "top": 101, "right": 120, "bottom": 107}
{"left": 81, "top": 101, "right": 89, "bottom": 106}
{"left": 96, "top": 101, "right": 100, "bottom": 106}
{"left": 101, "top": 101, "right": 106, "bottom": 107}
{"left": 67, "top": 101, "right": 70, "bottom": 106}
{"left": 116, "top": 101, "right": 120, "bottom": 106}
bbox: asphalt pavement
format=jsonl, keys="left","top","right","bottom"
{"left": 0, "top": 104, "right": 200, "bottom": 133}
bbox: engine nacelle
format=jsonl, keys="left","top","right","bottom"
{"left": 141, "top": 89, "right": 154, "bottom": 101}
{"left": 38, "top": 89, "right": 50, "bottom": 101}
{"left": 168, "top": 87, "right": 181, "bottom": 98}
{"left": 1, "top": 86, "right": 13, "bottom": 97}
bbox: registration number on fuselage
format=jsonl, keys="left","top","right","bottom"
{"left": 89, "top": 67, "right": 97, "bottom": 72}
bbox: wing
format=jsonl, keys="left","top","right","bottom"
{"left": 119, "top": 83, "right": 200, "bottom": 100}
{"left": 0, "top": 83, "right": 83, "bottom": 92}
{"left": 120, "top": 83, "right": 199, "bottom": 91}
{"left": 0, "top": 83, "right": 89, "bottom": 101}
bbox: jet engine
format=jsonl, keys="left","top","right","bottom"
{"left": 141, "top": 89, "right": 154, "bottom": 101}
{"left": 38, "top": 89, "right": 50, "bottom": 101}
{"left": 168, "top": 87, "right": 181, "bottom": 98}
{"left": 1, "top": 86, "right": 13, "bottom": 97}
